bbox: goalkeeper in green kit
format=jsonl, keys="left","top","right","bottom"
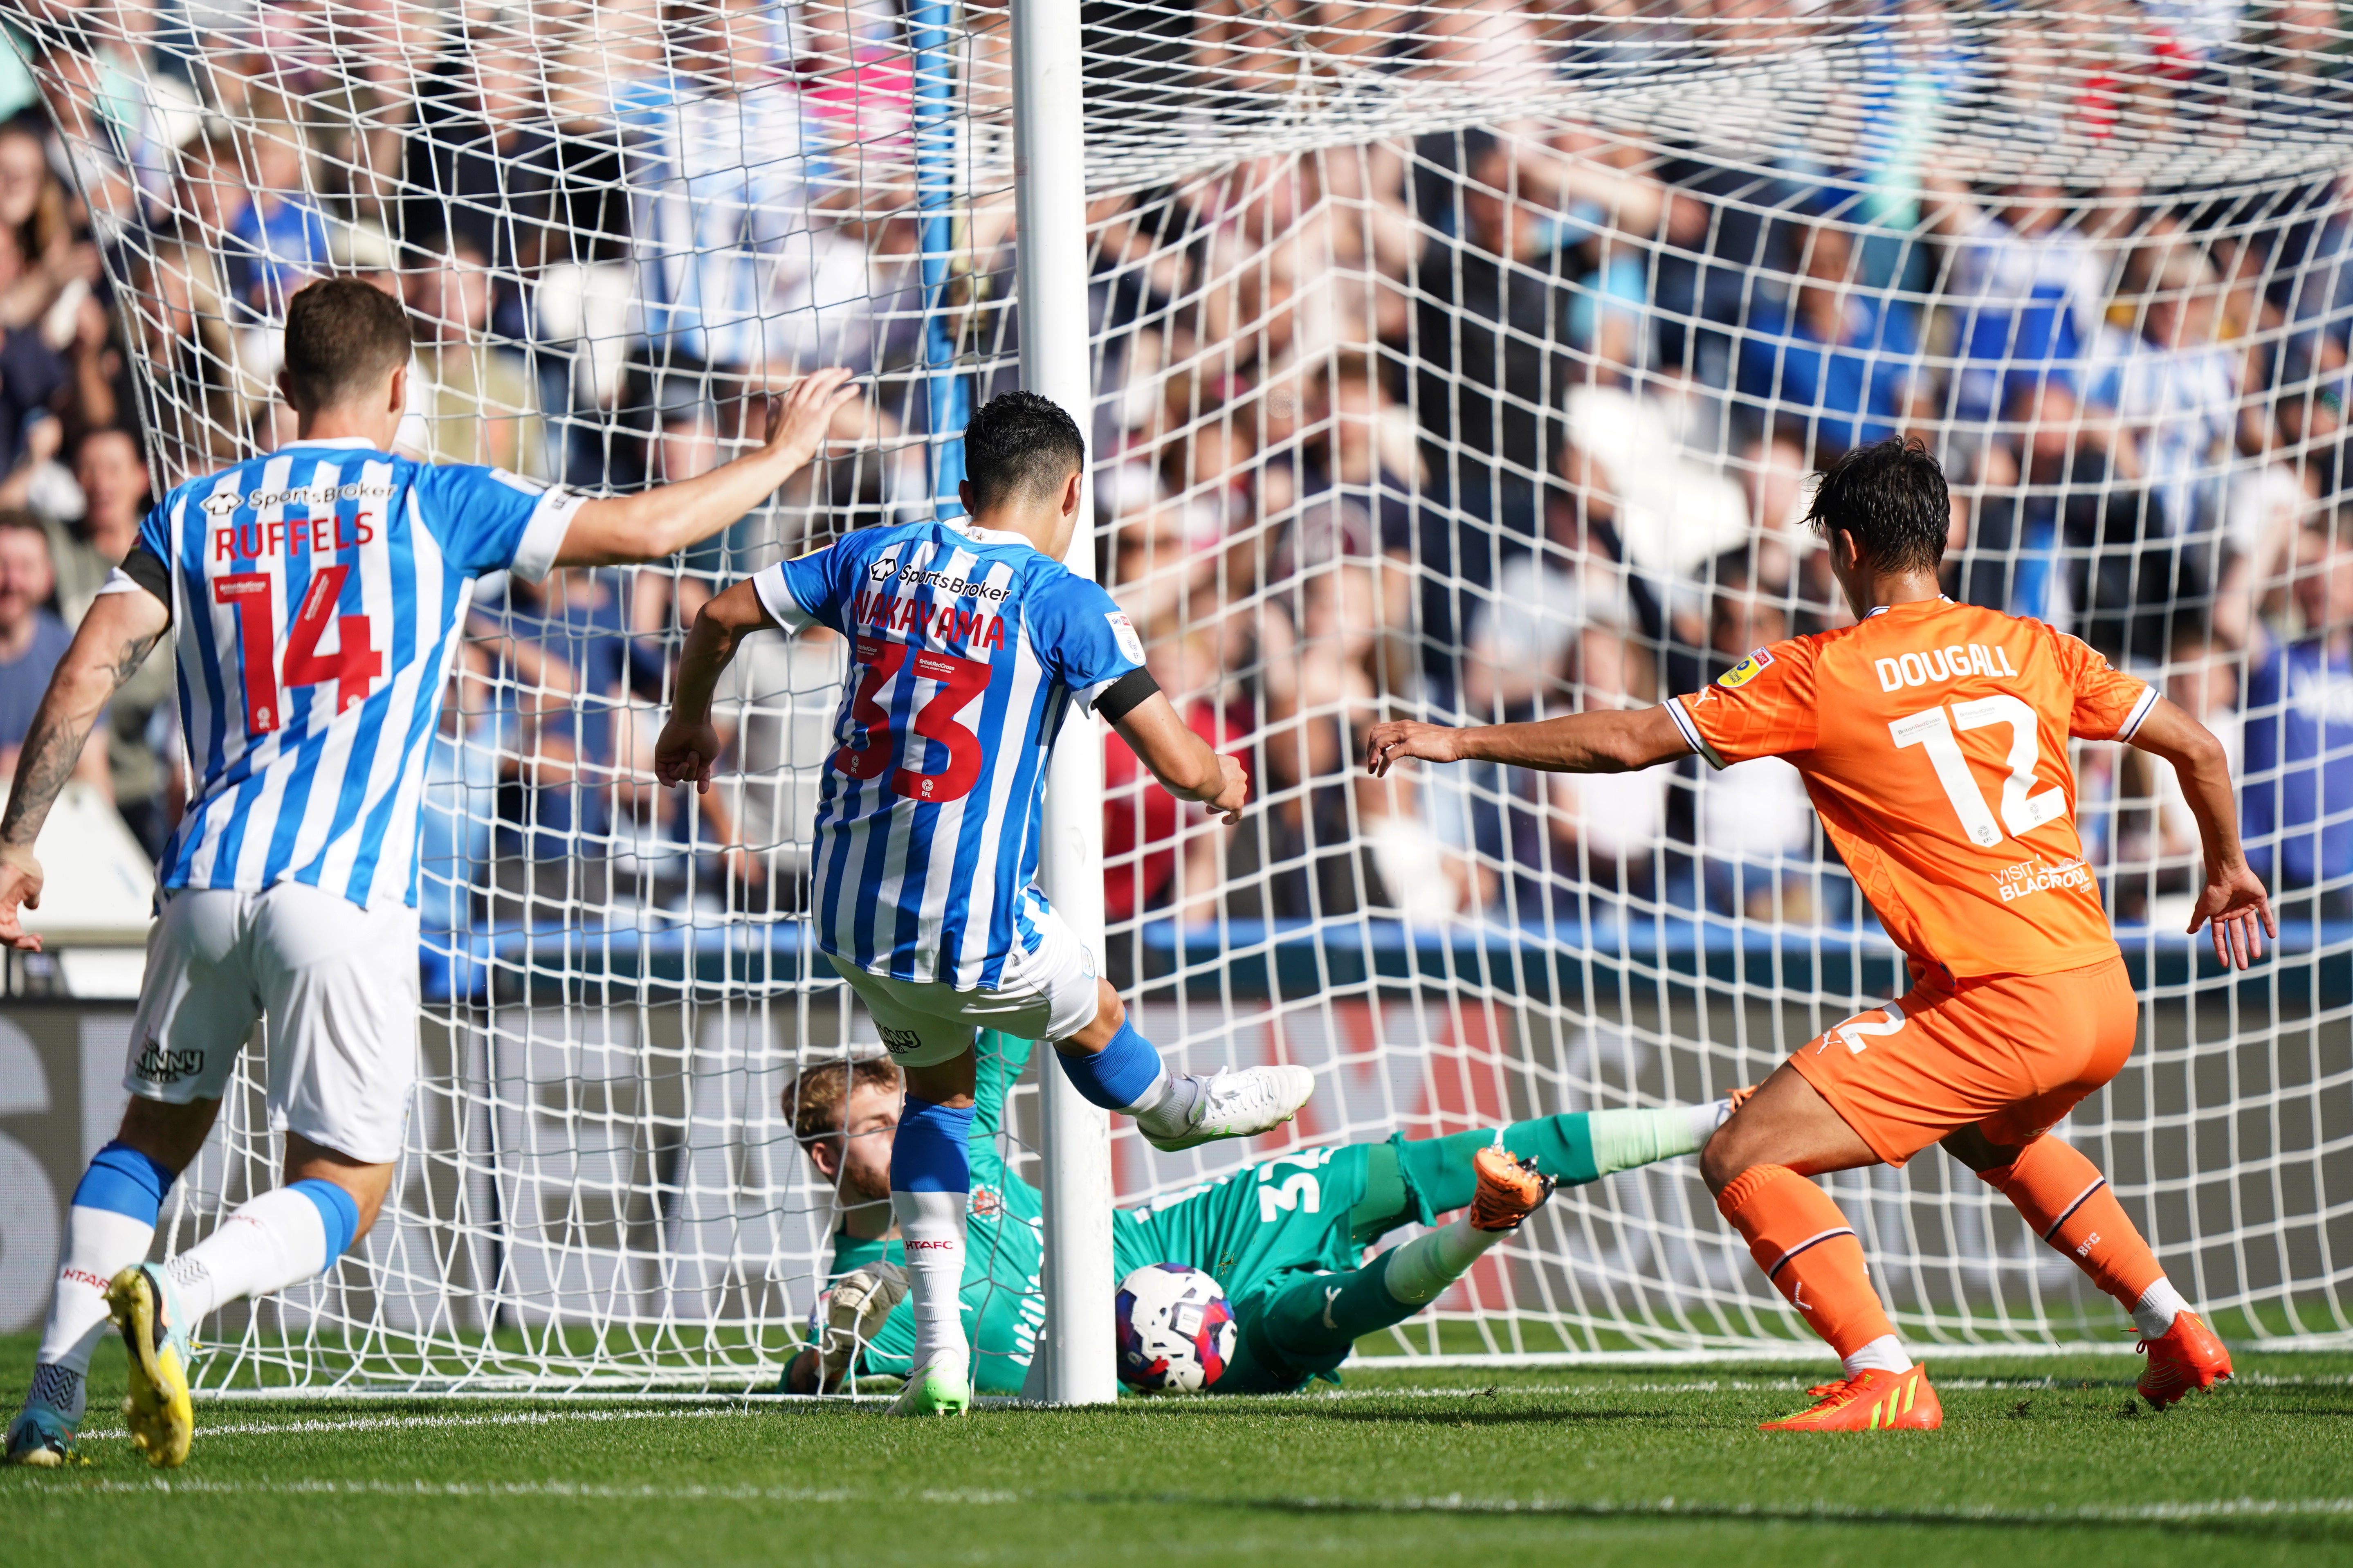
{"left": 779, "top": 1034, "right": 1747, "bottom": 1395}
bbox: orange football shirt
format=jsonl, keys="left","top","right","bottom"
{"left": 1666, "top": 597, "right": 2156, "bottom": 980}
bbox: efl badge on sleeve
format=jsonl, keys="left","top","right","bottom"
{"left": 1717, "top": 647, "right": 1775, "bottom": 689}
{"left": 1106, "top": 611, "right": 1146, "bottom": 664}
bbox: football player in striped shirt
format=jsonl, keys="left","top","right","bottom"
{"left": 1365, "top": 438, "right": 2272, "bottom": 1430}
{"left": 656, "top": 391, "right": 1317, "bottom": 1415}
{"left": 0, "top": 279, "right": 861, "bottom": 1468}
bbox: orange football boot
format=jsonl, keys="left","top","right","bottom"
{"left": 1759, "top": 1364, "right": 1942, "bottom": 1431}
{"left": 1469, "top": 1145, "right": 1556, "bottom": 1232}
{"left": 2137, "top": 1311, "right": 2232, "bottom": 1410}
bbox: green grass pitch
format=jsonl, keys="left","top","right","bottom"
{"left": 6, "top": 1335, "right": 2349, "bottom": 1567}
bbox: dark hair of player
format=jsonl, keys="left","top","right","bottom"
{"left": 1804, "top": 436, "right": 1949, "bottom": 575}
{"left": 281, "top": 277, "right": 413, "bottom": 412}
{"left": 962, "top": 390, "right": 1085, "bottom": 513}
{"left": 781, "top": 1057, "right": 903, "bottom": 1148}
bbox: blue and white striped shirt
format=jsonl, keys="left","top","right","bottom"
{"left": 113, "top": 439, "right": 580, "bottom": 910}
{"left": 752, "top": 521, "right": 1144, "bottom": 989}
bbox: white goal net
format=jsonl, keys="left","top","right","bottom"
{"left": 10, "top": 0, "right": 2351, "bottom": 1390}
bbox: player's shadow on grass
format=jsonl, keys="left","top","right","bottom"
{"left": 1219, "top": 1496, "right": 2353, "bottom": 1543}
{"left": 1252, "top": 1405, "right": 1648, "bottom": 1426}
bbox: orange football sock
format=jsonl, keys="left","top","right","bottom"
{"left": 1717, "top": 1164, "right": 1895, "bottom": 1358}
{"left": 1978, "top": 1137, "right": 2163, "bottom": 1308}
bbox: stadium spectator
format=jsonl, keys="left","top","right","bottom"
{"left": 43, "top": 429, "right": 171, "bottom": 851}
{"left": 39, "top": 427, "right": 143, "bottom": 621}
{"left": 0, "top": 512, "right": 103, "bottom": 791}
{"left": 1923, "top": 172, "right": 2112, "bottom": 422}
{"left": 407, "top": 239, "right": 544, "bottom": 474}
{"left": 1544, "top": 626, "right": 1670, "bottom": 912}
{"left": 402, "top": 51, "right": 556, "bottom": 306}
{"left": 1462, "top": 480, "right": 1630, "bottom": 720}
{"left": 2015, "top": 377, "right": 2191, "bottom": 665}
{"left": 1103, "top": 630, "right": 1235, "bottom": 927}
{"left": 227, "top": 107, "right": 333, "bottom": 318}
{"left": 420, "top": 640, "right": 501, "bottom": 950}
{"left": 1736, "top": 219, "right": 1923, "bottom": 458}
{"left": 1408, "top": 133, "right": 1579, "bottom": 539}
{"left": 1693, "top": 563, "right": 1818, "bottom": 920}
{"left": 470, "top": 568, "right": 637, "bottom": 886}
{"left": 2086, "top": 244, "right": 2240, "bottom": 545}
{"left": 2241, "top": 510, "right": 2353, "bottom": 917}
{"left": 621, "top": 0, "right": 863, "bottom": 425}
{"left": 701, "top": 617, "right": 851, "bottom": 910}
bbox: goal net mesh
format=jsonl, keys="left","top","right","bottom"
{"left": 13, "top": 0, "right": 2351, "bottom": 1390}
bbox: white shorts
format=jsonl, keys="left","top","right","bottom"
{"left": 829, "top": 909, "right": 1102, "bottom": 1069}
{"left": 125, "top": 884, "right": 421, "bottom": 1164}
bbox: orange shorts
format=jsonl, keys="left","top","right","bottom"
{"left": 1788, "top": 956, "right": 2138, "bottom": 1166}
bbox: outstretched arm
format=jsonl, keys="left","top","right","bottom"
{"left": 653, "top": 576, "right": 777, "bottom": 793}
{"left": 0, "top": 587, "right": 171, "bottom": 951}
{"left": 554, "top": 368, "right": 862, "bottom": 567}
{"left": 1111, "top": 691, "right": 1248, "bottom": 825}
{"left": 2129, "top": 696, "right": 2274, "bottom": 969}
{"left": 1363, "top": 705, "right": 1691, "bottom": 778}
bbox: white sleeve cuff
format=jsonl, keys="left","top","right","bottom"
{"left": 1664, "top": 697, "right": 1723, "bottom": 769}
{"left": 1073, "top": 674, "right": 1121, "bottom": 713}
{"left": 507, "top": 487, "right": 586, "bottom": 584}
{"left": 95, "top": 566, "right": 150, "bottom": 599}
{"left": 750, "top": 563, "right": 816, "bottom": 631}
{"left": 2115, "top": 683, "right": 2159, "bottom": 741}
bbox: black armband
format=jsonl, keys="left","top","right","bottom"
{"left": 119, "top": 546, "right": 173, "bottom": 625}
{"left": 1094, "top": 666, "right": 1160, "bottom": 724}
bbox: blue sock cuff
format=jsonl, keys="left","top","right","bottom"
{"left": 71, "top": 1141, "right": 176, "bottom": 1222}
{"left": 1058, "top": 1020, "right": 1164, "bottom": 1112}
{"left": 290, "top": 1179, "right": 360, "bottom": 1260}
{"left": 892, "top": 1096, "right": 975, "bottom": 1194}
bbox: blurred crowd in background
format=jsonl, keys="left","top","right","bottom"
{"left": 1, "top": 0, "right": 2351, "bottom": 973}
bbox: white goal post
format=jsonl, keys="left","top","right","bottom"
{"left": 6, "top": 0, "right": 2351, "bottom": 1395}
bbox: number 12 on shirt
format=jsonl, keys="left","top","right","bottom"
{"left": 1888, "top": 695, "right": 2066, "bottom": 848}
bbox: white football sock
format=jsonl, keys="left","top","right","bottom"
{"left": 1692, "top": 1098, "right": 1735, "bottom": 1143}
{"left": 891, "top": 1189, "right": 969, "bottom": 1366}
{"left": 1381, "top": 1217, "right": 1509, "bottom": 1306}
{"left": 1842, "top": 1334, "right": 1913, "bottom": 1377}
{"left": 164, "top": 1186, "right": 331, "bottom": 1322}
{"left": 1127, "top": 1071, "right": 1201, "bottom": 1141}
{"left": 27, "top": 1205, "right": 156, "bottom": 1421}
{"left": 2132, "top": 1276, "right": 2193, "bottom": 1338}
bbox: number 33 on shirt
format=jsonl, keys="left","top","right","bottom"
{"left": 1665, "top": 598, "right": 2157, "bottom": 981}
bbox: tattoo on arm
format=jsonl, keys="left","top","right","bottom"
{"left": 0, "top": 626, "right": 162, "bottom": 848}
{"left": 112, "top": 627, "right": 163, "bottom": 687}
{"left": 0, "top": 709, "right": 93, "bottom": 847}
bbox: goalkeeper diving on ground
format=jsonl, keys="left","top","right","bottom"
{"left": 777, "top": 1035, "right": 1748, "bottom": 1397}
{"left": 654, "top": 391, "right": 1315, "bottom": 1416}
{"left": 1365, "top": 437, "right": 2275, "bottom": 1431}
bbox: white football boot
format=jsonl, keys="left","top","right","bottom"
{"left": 1141, "top": 1065, "right": 1316, "bottom": 1153}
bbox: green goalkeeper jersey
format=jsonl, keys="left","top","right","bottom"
{"left": 831, "top": 1033, "right": 1381, "bottom": 1394}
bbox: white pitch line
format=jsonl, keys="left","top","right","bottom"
{"left": 27, "top": 1480, "right": 2353, "bottom": 1526}
{"left": 75, "top": 1368, "right": 2346, "bottom": 1438}
{"left": 41, "top": 1478, "right": 1015, "bottom": 1504}
{"left": 1242, "top": 1494, "right": 2353, "bottom": 1525}
{"left": 76, "top": 1403, "right": 775, "bottom": 1443}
